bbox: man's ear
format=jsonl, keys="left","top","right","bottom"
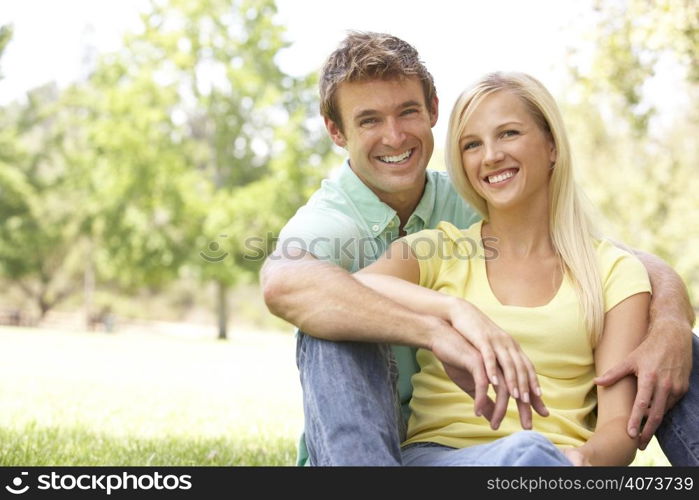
{"left": 324, "top": 117, "right": 347, "bottom": 148}
{"left": 429, "top": 96, "right": 439, "bottom": 127}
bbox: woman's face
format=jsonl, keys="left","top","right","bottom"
{"left": 458, "top": 90, "right": 556, "bottom": 214}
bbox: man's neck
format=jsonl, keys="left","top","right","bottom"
{"left": 372, "top": 179, "right": 426, "bottom": 229}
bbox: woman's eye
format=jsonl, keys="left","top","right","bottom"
{"left": 463, "top": 141, "right": 480, "bottom": 151}
{"left": 502, "top": 129, "right": 519, "bottom": 137}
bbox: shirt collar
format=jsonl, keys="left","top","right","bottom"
{"left": 335, "top": 159, "right": 435, "bottom": 230}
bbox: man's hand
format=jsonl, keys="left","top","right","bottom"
{"left": 594, "top": 318, "right": 692, "bottom": 450}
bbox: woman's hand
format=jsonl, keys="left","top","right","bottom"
{"left": 447, "top": 297, "right": 548, "bottom": 427}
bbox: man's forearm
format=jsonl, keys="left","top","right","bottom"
{"left": 261, "top": 254, "right": 441, "bottom": 348}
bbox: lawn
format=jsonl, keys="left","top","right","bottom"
{"left": 0, "top": 325, "right": 303, "bottom": 466}
{"left": 0, "top": 324, "right": 670, "bottom": 466}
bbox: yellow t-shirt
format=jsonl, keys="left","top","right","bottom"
{"left": 401, "top": 220, "right": 651, "bottom": 449}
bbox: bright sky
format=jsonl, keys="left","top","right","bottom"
{"left": 0, "top": 0, "right": 648, "bottom": 146}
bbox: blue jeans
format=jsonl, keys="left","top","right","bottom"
{"left": 297, "top": 331, "right": 699, "bottom": 466}
{"left": 656, "top": 333, "right": 699, "bottom": 464}
{"left": 402, "top": 431, "right": 571, "bottom": 466}
{"left": 296, "top": 332, "right": 404, "bottom": 465}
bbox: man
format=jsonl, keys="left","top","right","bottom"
{"left": 261, "top": 31, "right": 697, "bottom": 466}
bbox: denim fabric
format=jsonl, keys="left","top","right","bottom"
{"left": 296, "top": 331, "right": 404, "bottom": 465}
{"left": 656, "top": 333, "right": 699, "bottom": 465}
{"left": 298, "top": 329, "right": 699, "bottom": 466}
{"left": 402, "top": 431, "right": 572, "bottom": 466}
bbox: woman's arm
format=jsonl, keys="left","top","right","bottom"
{"left": 570, "top": 291, "right": 651, "bottom": 466}
{"left": 356, "top": 239, "right": 549, "bottom": 426}
{"left": 596, "top": 245, "right": 694, "bottom": 449}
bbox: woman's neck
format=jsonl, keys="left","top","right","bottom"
{"left": 482, "top": 199, "right": 555, "bottom": 259}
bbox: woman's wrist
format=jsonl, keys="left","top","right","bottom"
{"left": 446, "top": 296, "right": 472, "bottom": 323}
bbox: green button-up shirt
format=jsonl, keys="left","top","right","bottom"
{"left": 278, "top": 159, "right": 480, "bottom": 464}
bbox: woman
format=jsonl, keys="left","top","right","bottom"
{"left": 354, "top": 72, "right": 651, "bottom": 466}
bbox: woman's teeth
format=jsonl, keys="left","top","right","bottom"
{"left": 487, "top": 169, "right": 516, "bottom": 184}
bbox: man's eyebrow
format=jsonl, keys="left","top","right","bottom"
{"left": 353, "top": 101, "right": 424, "bottom": 120}
{"left": 399, "top": 100, "right": 423, "bottom": 109}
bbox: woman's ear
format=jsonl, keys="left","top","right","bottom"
{"left": 549, "top": 139, "right": 557, "bottom": 165}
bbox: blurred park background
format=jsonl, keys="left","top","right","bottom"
{"left": 0, "top": 0, "right": 697, "bottom": 465}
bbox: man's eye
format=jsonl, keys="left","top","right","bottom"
{"left": 360, "top": 118, "right": 378, "bottom": 126}
{"left": 401, "top": 108, "right": 418, "bottom": 116}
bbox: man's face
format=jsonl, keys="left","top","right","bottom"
{"left": 325, "top": 77, "right": 438, "bottom": 205}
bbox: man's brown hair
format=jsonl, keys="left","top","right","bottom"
{"left": 319, "top": 31, "right": 437, "bottom": 132}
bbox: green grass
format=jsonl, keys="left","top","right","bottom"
{"left": 0, "top": 423, "right": 296, "bottom": 466}
{"left": 0, "top": 324, "right": 671, "bottom": 466}
{"left": 0, "top": 325, "right": 303, "bottom": 466}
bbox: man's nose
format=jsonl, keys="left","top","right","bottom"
{"left": 382, "top": 118, "right": 407, "bottom": 148}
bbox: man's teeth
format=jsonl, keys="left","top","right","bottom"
{"left": 380, "top": 150, "right": 411, "bottom": 163}
{"left": 487, "top": 170, "right": 516, "bottom": 184}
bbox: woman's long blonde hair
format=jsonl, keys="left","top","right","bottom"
{"left": 446, "top": 72, "right": 604, "bottom": 344}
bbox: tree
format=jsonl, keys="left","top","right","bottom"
{"left": 69, "top": 0, "right": 334, "bottom": 337}
{"left": 565, "top": 0, "right": 699, "bottom": 305}
{"left": 0, "top": 82, "right": 89, "bottom": 320}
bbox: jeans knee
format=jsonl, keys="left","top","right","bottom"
{"left": 508, "top": 430, "right": 554, "bottom": 451}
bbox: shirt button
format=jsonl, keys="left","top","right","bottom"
{"left": 388, "top": 220, "right": 396, "bottom": 228}
{"left": 371, "top": 224, "right": 380, "bottom": 232}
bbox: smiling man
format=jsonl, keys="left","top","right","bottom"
{"left": 260, "top": 31, "right": 698, "bottom": 466}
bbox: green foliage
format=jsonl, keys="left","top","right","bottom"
{"left": 75, "top": 0, "right": 332, "bottom": 290}
{"left": 566, "top": 0, "right": 699, "bottom": 304}
{"left": 0, "top": 24, "right": 12, "bottom": 80}
{"left": 0, "top": 0, "right": 336, "bottom": 324}
{"left": 0, "top": 85, "right": 87, "bottom": 317}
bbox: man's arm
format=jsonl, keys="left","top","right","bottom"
{"left": 595, "top": 244, "right": 695, "bottom": 449}
{"left": 260, "top": 246, "right": 505, "bottom": 424}
{"left": 261, "top": 246, "right": 442, "bottom": 347}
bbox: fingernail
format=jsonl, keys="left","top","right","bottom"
{"left": 492, "top": 375, "right": 499, "bottom": 386}
{"left": 535, "top": 387, "right": 542, "bottom": 397}
{"left": 513, "top": 388, "right": 520, "bottom": 399}
{"left": 629, "top": 427, "right": 637, "bottom": 437}
{"left": 523, "top": 392, "right": 530, "bottom": 404}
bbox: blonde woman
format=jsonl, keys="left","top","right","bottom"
{"left": 354, "top": 72, "right": 651, "bottom": 466}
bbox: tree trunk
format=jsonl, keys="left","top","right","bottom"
{"left": 217, "top": 281, "right": 228, "bottom": 340}
{"left": 84, "top": 239, "right": 95, "bottom": 330}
